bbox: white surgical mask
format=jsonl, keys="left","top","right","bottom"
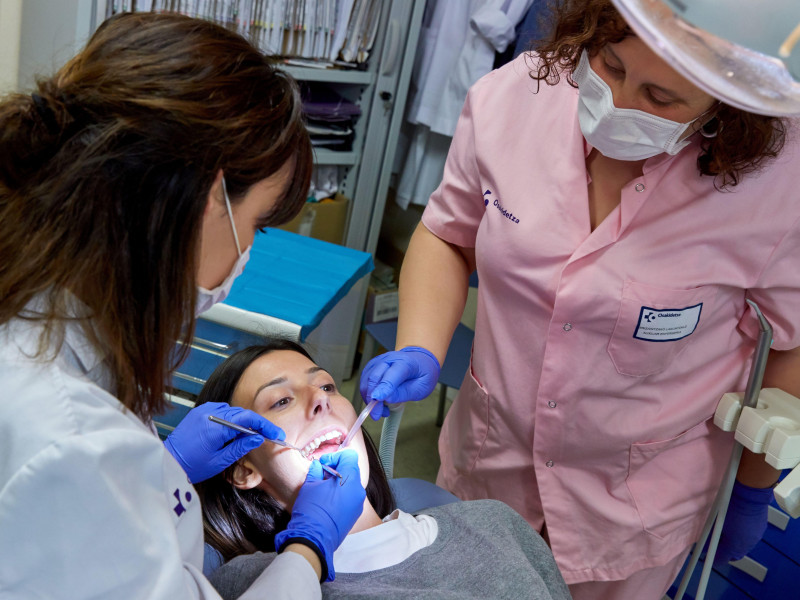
{"left": 196, "top": 178, "right": 251, "bottom": 316}
{"left": 573, "top": 50, "right": 697, "bottom": 161}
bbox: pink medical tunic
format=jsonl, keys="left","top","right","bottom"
{"left": 423, "top": 54, "right": 800, "bottom": 585}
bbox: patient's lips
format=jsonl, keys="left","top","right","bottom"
{"left": 299, "top": 427, "right": 346, "bottom": 460}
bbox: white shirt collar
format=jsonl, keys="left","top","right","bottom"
{"left": 332, "top": 509, "right": 439, "bottom": 574}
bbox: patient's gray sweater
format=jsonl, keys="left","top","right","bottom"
{"left": 210, "top": 499, "right": 572, "bottom": 599}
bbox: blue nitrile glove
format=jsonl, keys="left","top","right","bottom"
{"left": 359, "top": 346, "right": 441, "bottom": 420}
{"left": 164, "top": 402, "right": 285, "bottom": 484}
{"left": 713, "top": 481, "right": 774, "bottom": 568}
{"left": 275, "top": 450, "right": 365, "bottom": 582}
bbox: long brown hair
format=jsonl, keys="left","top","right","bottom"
{"left": 0, "top": 13, "right": 312, "bottom": 418}
{"left": 527, "top": 0, "right": 786, "bottom": 188}
{"left": 193, "top": 341, "right": 396, "bottom": 561}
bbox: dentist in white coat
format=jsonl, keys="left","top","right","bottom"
{"left": 0, "top": 13, "right": 364, "bottom": 599}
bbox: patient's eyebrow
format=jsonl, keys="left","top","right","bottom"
{"left": 253, "top": 377, "right": 287, "bottom": 401}
{"left": 252, "top": 367, "right": 327, "bottom": 402}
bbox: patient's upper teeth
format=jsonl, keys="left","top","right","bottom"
{"left": 300, "top": 431, "right": 345, "bottom": 458}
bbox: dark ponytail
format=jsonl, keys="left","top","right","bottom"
{"left": 0, "top": 13, "right": 312, "bottom": 418}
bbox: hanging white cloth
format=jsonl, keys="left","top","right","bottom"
{"left": 396, "top": 0, "right": 535, "bottom": 209}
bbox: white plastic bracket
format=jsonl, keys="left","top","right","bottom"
{"left": 714, "top": 388, "right": 800, "bottom": 517}
{"left": 775, "top": 466, "right": 800, "bottom": 518}
{"left": 714, "top": 388, "right": 800, "bottom": 467}
{"left": 728, "top": 556, "right": 768, "bottom": 582}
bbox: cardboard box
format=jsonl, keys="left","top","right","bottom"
{"left": 364, "top": 274, "right": 399, "bottom": 325}
{"left": 278, "top": 193, "right": 349, "bottom": 245}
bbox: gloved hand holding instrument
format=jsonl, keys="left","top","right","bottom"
{"left": 359, "top": 346, "right": 441, "bottom": 420}
{"left": 164, "top": 401, "right": 286, "bottom": 483}
{"left": 168, "top": 409, "right": 366, "bottom": 582}
{"left": 275, "top": 450, "right": 366, "bottom": 582}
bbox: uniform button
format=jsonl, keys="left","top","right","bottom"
{"left": 635, "top": 183, "right": 645, "bottom": 192}
{"left": 546, "top": 460, "right": 554, "bottom": 468}
{"left": 548, "top": 400, "right": 557, "bottom": 408}
{"left": 562, "top": 323, "right": 573, "bottom": 331}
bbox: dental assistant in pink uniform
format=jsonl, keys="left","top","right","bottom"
{"left": 360, "top": 1, "right": 800, "bottom": 598}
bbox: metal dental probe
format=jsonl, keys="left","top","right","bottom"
{"left": 208, "top": 415, "right": 343, "bottom": 480}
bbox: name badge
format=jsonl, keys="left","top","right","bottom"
{"left": 633, "top": 303, "right": 703, "bottom": 342}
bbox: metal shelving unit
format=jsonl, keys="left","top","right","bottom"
{"left": 279, "top": 1, "right": 425, "bottom": 254}
{"left": 15, "top": 0, "right": 424, "bottom": 257}
{"left": 282, "top": 65, "right": 374, "bottom": 85}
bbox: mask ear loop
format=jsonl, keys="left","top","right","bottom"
{"left": 221, "top": 176, "right": 243, "bottom": 257}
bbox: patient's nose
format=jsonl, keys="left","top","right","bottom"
{"left": 309, "top": 386, "right": 331, "bottom": 416}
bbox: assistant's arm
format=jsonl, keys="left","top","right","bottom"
{"left": 395, "top": 222, "right": 475, "bottom": 364}
{"left": 359, "top": 79, "right": 484, "bottom": 413}
{"left": 356, "top": 224, "right": 475, "bottom": 416}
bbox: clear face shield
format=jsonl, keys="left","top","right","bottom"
{"left": 610, "top": 0, "right": 800, "bottom": 117}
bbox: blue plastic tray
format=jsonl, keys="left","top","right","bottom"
{"left": 223, "top": 228, "right": 373, "bottom": 339}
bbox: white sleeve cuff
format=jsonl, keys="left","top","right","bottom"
{"left": 238, "top": 552, "right": 321, "bottom": 600}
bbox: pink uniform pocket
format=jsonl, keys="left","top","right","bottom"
{"left": 607, "top": 281, "right": 717, "bottom": 377}
{"left": 626, "top": 418, "right": 730, "bottom": 541}
{"left": 439, "top": 363, "right": 490, "bottom": 479}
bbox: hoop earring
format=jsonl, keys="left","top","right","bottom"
{"left": 700, "top": 118, "right": 722, "bottom": 138}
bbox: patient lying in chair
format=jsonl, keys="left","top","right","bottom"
{"left": 195, "top": 339, "right": 571, "bottom": 599}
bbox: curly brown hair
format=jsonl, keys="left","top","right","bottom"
{"left": 526, "top": 0, "right": 786, "bottom": 188}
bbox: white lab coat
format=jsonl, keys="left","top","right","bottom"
{"left": 396, "top": 0, "right": 534, "bottom": 209}
{"left": 0, "top": 311, "right": 320, "bottom": 599}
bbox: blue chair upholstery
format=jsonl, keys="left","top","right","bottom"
{"left": 203, "top": 544, "right": 225, "bottom": 577}
{"left": 389, "top": 478, "right": 460, "bottom": 513}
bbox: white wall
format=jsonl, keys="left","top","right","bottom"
{"left": 17, "top": 0, "right": 96, "bottom": 92}
{"left": 0, "top": 0, "right": 23, "bottom": 93}
{"left": 0, "top": 0, "right": 97, "bottom": 93}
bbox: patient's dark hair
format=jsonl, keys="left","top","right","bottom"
{"left": 194, "top": 339, "right": 395, "bottom": 561}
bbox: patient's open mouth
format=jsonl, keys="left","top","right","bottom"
{"left": 300, "top": 429, "right": 345, "bottom": 459}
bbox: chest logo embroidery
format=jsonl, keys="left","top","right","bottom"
{"left": 484, "top": 189, "right": 520, "bottom": 224}
{"left": 633, "top": 303, "right": 703, "bottom": 342}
